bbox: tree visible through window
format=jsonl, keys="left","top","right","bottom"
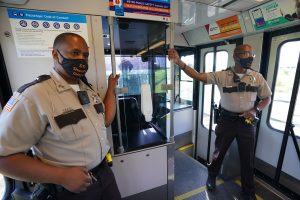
{"left": 269, "top": 41, "right": 300, "bottom": 136}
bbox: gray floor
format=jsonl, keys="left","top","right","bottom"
{"left": 174, "top": 150, "right": 290, "bottom": 200}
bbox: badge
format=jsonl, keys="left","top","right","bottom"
{"left": 92, "top": 93, "right": 100, "bottom": 104}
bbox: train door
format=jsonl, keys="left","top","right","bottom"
{"left": 255, "top": 30, "right": 300, "bottom": 196}
{"left": 196, "top": 44, "right": 235, "bottom": 165}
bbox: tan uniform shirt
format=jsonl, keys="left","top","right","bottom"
{"left": 206, "top": 67, "right": 272, "bottom": 113}
{"left": 0, "top": 69, "right": 109, "bottom": 170}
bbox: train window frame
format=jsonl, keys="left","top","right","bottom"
{"left": 267, "top": 39, "right": 300, "bottom": 137}
{"left": 104, "top": 55, "right": 168, "bottom": 95}
{"left": 201, "top": 50, "right": 229, "bottom": 130}
{"left": 179, "top": 54, "right": 194, "bottom": 105}
{"left": 165, "top": 48, "right": 194, "bottom": 110}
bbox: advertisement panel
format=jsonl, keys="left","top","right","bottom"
{"left": 109, "top": 0, "right": 170, "bottom": 21}
{"left": 249, "top": 0, "right": 300, "bottom": 30}
{"left": 204, "top": 15, "right": 242, "bottom": 40}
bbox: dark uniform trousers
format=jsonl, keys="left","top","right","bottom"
{"left": 55, "top": 161, "right": 121, "bottom": 200}
{"left": 208, "top": 115, "right": 256, "bottom": 195}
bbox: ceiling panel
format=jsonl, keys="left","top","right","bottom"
{"left": 185, "top": 0, "right": 272, "bottom": 12}
{"left": 176, "top": 0, "right": 272, "bottom": 34}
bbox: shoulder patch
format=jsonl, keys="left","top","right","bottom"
{"left": 4, "top": 96, "right": 19, "bottom": 112}
{"left": 17, "top": 75, "right": 51, "bottom": 93}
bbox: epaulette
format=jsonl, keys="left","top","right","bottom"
{"left": 17, "top": 75, "right": 51, "bottom": 93}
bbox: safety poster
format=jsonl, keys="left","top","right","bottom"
{"left": 7, "top": 8, "right": 89, "bottom": 57}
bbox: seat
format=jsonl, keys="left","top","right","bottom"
{"left": 111, "top": 97, "right": 147, "bottom": 134}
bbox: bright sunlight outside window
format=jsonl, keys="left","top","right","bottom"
{"left": 269, "top": 41, "right": 300, "bottom": 136}
{"left": 202, "top": 51, "right": 228, "bottom": 130}
{"left": 0, "top": 175, "right": 5, "bottom": 199}
{"left": 180, "top": 55, "right": 194, "bottom": 104}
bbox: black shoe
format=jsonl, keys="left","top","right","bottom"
{"left": 206, "top": 176, "right": 216, "bottom": 191}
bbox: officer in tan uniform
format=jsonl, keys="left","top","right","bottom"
{"left": 168, "top": 44, "right": 272, "bottom": 200}
{"left": 0, "top": 33, "right": 121, "bottom": 200}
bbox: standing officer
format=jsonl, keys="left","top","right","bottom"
{"left": 168, "top": 44, "right": 272, "bottom": 200}
{"left": 0, "top": 32, "right": 121, "bottom": 200}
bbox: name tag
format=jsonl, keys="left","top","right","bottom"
{"left": 54, "top": 108, "right": 87, "bottom": 129}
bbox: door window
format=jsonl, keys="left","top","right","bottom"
{"left": 180, "top": 54, "right": 194, "bottom": 104}
{"left": 202, "top": 51, "right": 228, "bottom": 130}
{"left": 269, "top": 40, "right": 300, "bottom": 136}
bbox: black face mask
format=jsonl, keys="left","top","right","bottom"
{"left": 238, "top": 57, "right": 254, "bottom": 69}
{"left": 57, "top": 50, "right": 88, "bottom": 78}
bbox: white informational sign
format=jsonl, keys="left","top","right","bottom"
{"left": 7, "top": 8, "right": 89, "bottom": 58}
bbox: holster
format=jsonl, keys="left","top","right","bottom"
{"left": 30, "top": 184, "right": 55, "bottom": 200}
{"left": 213, "top": 104, "right": 220, "bottom": 124}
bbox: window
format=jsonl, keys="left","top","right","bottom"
{"left": 105, "top": 56, "right": 167, "bottom": 96}
{"left": 102, "top": 17, "right": 169, "bottom": 148}
{"left": 0, "top": 175, "right": 4, "bottom": 199}
{"left": 269, "top": 41, "right": 300, "bottom": 136}
{"left": 180, "top": 55, "right": 194, "bottom": 104}
{"left": 202, "top": 51, "right": 228, "bottom": 130}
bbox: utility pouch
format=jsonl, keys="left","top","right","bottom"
{"left": 213, "top": 104, "right": 220, "bottom": 124}
{"left": 30, "top": 184, "right": 55, "bottom": 200}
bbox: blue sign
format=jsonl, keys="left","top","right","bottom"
{"left": 7, "top": 8, "right": 86, "bottom": 23}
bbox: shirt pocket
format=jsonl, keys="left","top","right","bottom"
{"left": 50, "top": 109, "right": 90, "bottom": 142}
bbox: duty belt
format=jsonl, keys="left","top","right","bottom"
{"left": 41, "top": 159, "right": 106, "bottom": 194}
{"left": 220, "top": 108, "right": 242, "bottom": 117}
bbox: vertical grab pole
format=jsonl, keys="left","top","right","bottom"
{"left": 169, "top": 22, "right": 175, "bottom": 143}
{"left": 108, "top": 16, "right": 124, "bottom": 153}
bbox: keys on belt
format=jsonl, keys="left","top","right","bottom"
{"left": 89, "top": 172, "right": 98, "bottom": 184}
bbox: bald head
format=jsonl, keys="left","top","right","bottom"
{"left": 53, "top": 32, "right": 87, "bottom": 49}
{"left": 234, "top": 44, "right": 252, "bottom": 54}
{"left": 233, "top": 44, "right": 255, "bottom": 70}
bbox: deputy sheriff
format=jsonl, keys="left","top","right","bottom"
{"left": 0, "top": 32, "right": 121, "bottom": 200}
{"left": 168, "top": 44, "right": 272, "bottom": 200}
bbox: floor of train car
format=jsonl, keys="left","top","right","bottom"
{"left": 174, "top": 150, "right": 290, "bottom": 200}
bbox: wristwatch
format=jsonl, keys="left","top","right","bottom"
{"left": 254, "top": 106, "right": 260, "bottom": 113}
